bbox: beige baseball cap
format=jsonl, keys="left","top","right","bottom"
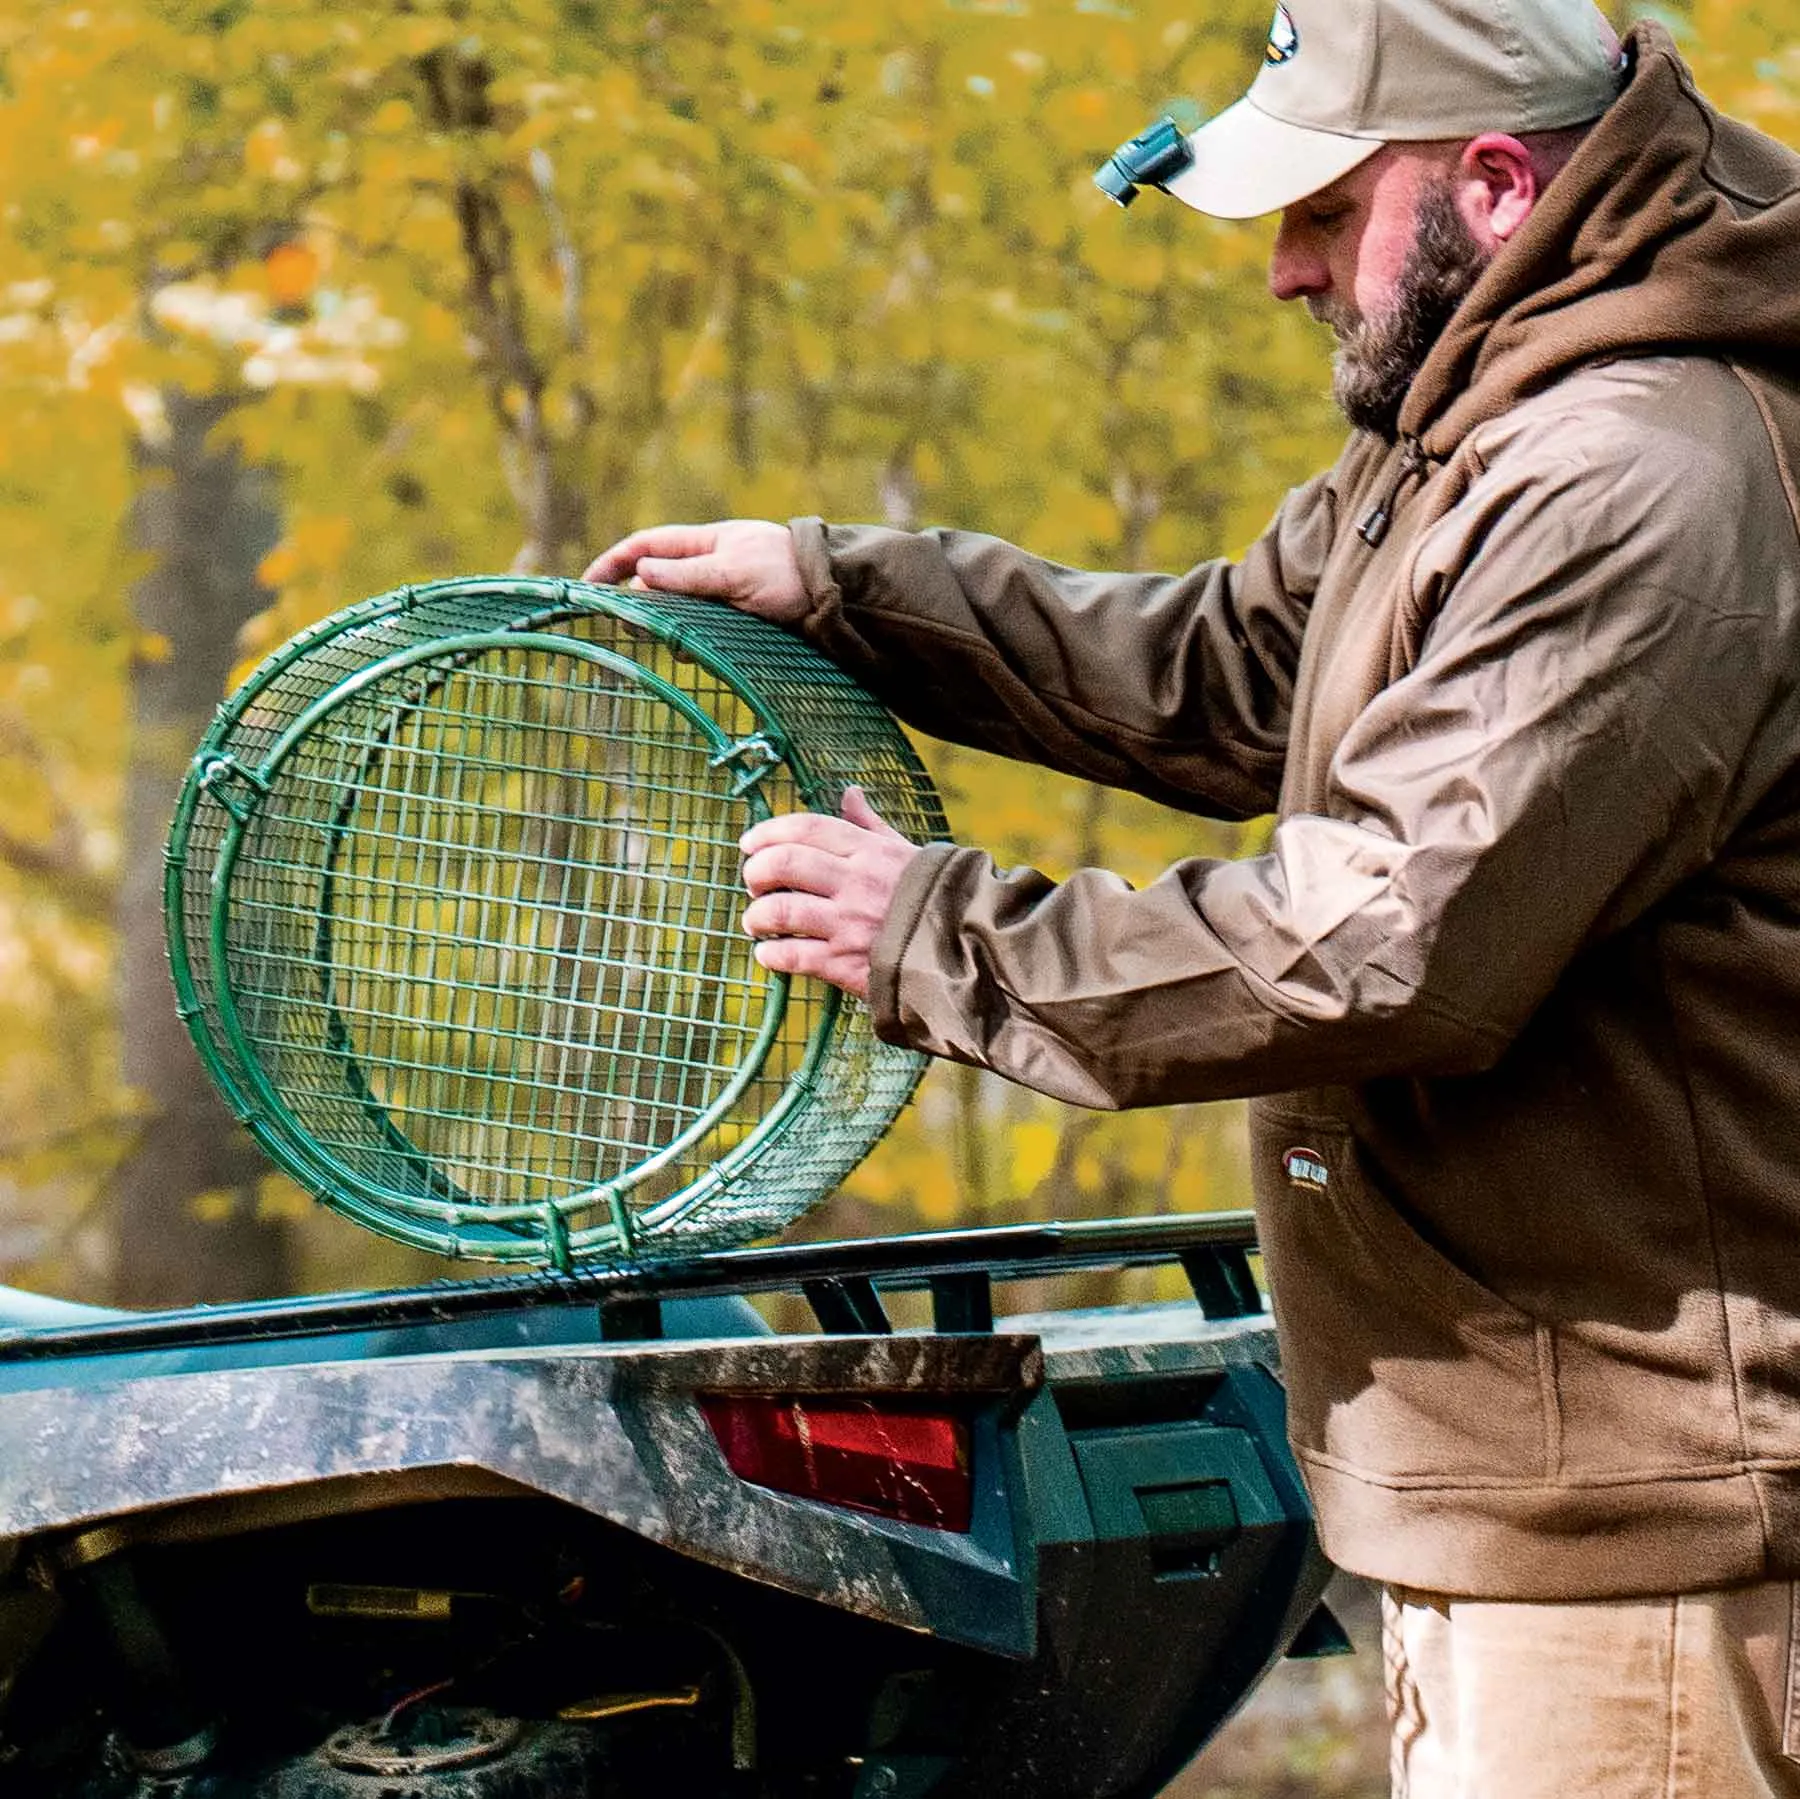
{"left": 1166, "top": 0, "right": 1625, "bottom": 220}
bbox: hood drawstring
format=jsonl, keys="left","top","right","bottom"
{"left": 1357, "top": 437, "right": 1428, "bottom": 549}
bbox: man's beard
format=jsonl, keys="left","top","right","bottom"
{"left": 1315, "top": 180, "right": 1491, "bottom": 443}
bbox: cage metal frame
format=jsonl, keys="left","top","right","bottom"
{"left": 164, "top": 576, "right": 945, "bottom": 1271}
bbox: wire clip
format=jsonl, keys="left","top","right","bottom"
{"left": 194, "top": 753, "right": 271, "bottom": 824}
{"left": 709, "top": 732, "right": 784, "bottom": 798}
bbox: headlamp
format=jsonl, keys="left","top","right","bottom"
{"left": 1092, "top": 116, "right": 1194, "bottom": 208}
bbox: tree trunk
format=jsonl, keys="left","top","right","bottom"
{"left": 111, "top": 391, "right": 293, "bottom": 1307}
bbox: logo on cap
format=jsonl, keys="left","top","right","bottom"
{"left": 1283, "top": 1146, "right": 1328, "bottom": 1193}
{"left": 1265, "top": 3, "right": 1299, "bottom": 66}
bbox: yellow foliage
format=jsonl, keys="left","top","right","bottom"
{"left": 290, "top": 512, "right": 355, "bottom": 569}
{"left": 188, "top": 1188, "right": 237, "bottom": 1224}
{"left": 1008, "top": 1119, "right": 1060, "bottom": 1193}
{"left": 910, "top": 1168, "right": 964, "bottom": 1228}
{"left": 243, "top": 119, "right": 297, "bottom": 181}
{"left": 369, "top": 99, "right": 416, "bottom": 136}
{"left": 264, "top": 242, "right": 319, "bottom": 307}
{"left": 255, "top": 1174, "right": 313, "bottom": 1222}
{"left": 255, "top": 544, "right": 300, "bottom": 589}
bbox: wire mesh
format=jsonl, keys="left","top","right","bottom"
{"left": 164, "top": 578, "right": 948, "bottom": 1269}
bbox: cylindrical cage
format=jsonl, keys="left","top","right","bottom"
{"left": 164, "top": 577, "right": 947, "bottom": 1269}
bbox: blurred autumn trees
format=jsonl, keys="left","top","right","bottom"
{"left": 0, "top": 0, "right": 1788, "bottom": 1302}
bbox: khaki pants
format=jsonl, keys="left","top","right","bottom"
{"left": 1384, "top": 1583, "right": 1800, "bottom": 1798}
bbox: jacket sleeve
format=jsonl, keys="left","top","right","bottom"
{"left": 865, "top": 403, "right": 1799, "bottom": 1108}
{"left": 787, "top": 462, "right": 1340, "bottom": 822}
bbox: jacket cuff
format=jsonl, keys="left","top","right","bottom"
{"left": 787, "top": 516, "right": 843, "bottom": 634}
{"left": 867, "top": 841, "right": 963, "bottom": 1047}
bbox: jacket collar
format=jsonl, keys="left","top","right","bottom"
{"left": 1398, "top": 22, "right": 1800, "bottom": 461}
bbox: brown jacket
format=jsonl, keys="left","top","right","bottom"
{"left": 786, "top": 26, "right": 1800, "bottom": 1598}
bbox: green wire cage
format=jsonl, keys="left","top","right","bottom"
{"left": 164, "top": 576, "right": 947, "bottom": 1271}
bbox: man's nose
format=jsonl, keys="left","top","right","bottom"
{"left": 1268, "top": 217, "right": 1327, "bottom": 303}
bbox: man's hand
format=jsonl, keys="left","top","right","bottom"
{"left": 740, "top": 787, "right": 919, "bottom": 1000}
{"left": 583, "top": 520, "right": 808, "bottom": 624}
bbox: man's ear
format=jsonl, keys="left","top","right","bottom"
{"left": 1456, "top": 133, "right": 1538, "bottom": 249}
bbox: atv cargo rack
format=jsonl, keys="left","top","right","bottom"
{"left": 0, "top": 1210, "right": 1261, "bottom": 1362}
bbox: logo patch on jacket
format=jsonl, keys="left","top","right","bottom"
{"left": 1265, "top": 4, "right": 1300, "bottom": 65}
{"left": 1283, "top": 1146, "right": 1328, "bottom": 1193}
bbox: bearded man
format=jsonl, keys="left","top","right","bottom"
{"left": 588, "top": 3, "right": 1800, "bottom": 1792}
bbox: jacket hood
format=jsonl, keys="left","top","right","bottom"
{"left": 1402, "top": 21, "right": 1800, "bottom": 458}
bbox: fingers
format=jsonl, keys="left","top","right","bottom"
{"left": 582, "top": 525, "right": 717, "bottom": 585}
{"left": 742, "top": 890, "right": 837, "bottom": 941}
{"left": 740, "top": 809, "right": 875, "bottom": 860}
{"left": 735, "top": 798, "right": 920, "bottom": 1002}
{"left": 741, "top": 842, "right": 843, "bottom": 900}
{"left": 839, "top": 784, "right": 907, "bottom": 841}
{"left": 751, "top": 934, "right": 869, "bottom": 1001}
{"left": 586, "top": 519, "right": 809, "bottom": 621}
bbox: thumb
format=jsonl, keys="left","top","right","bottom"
{"left": 840, "top": 784, "right": 907, "bottom": 840}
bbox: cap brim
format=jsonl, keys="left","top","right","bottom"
{"left": 1162, "top": 98, "right": 1382, "bottom": 220}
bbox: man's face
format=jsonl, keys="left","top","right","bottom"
{"left": 1269, "top": 148, "right": 1492, "bottom": 441}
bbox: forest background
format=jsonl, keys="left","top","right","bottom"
{"left": 0, "top": 0, "right": 1789, "bottom": 1315}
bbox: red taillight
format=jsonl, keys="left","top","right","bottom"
{"left": 699, "top": 1394, "right": 973, "bottom": 1533}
